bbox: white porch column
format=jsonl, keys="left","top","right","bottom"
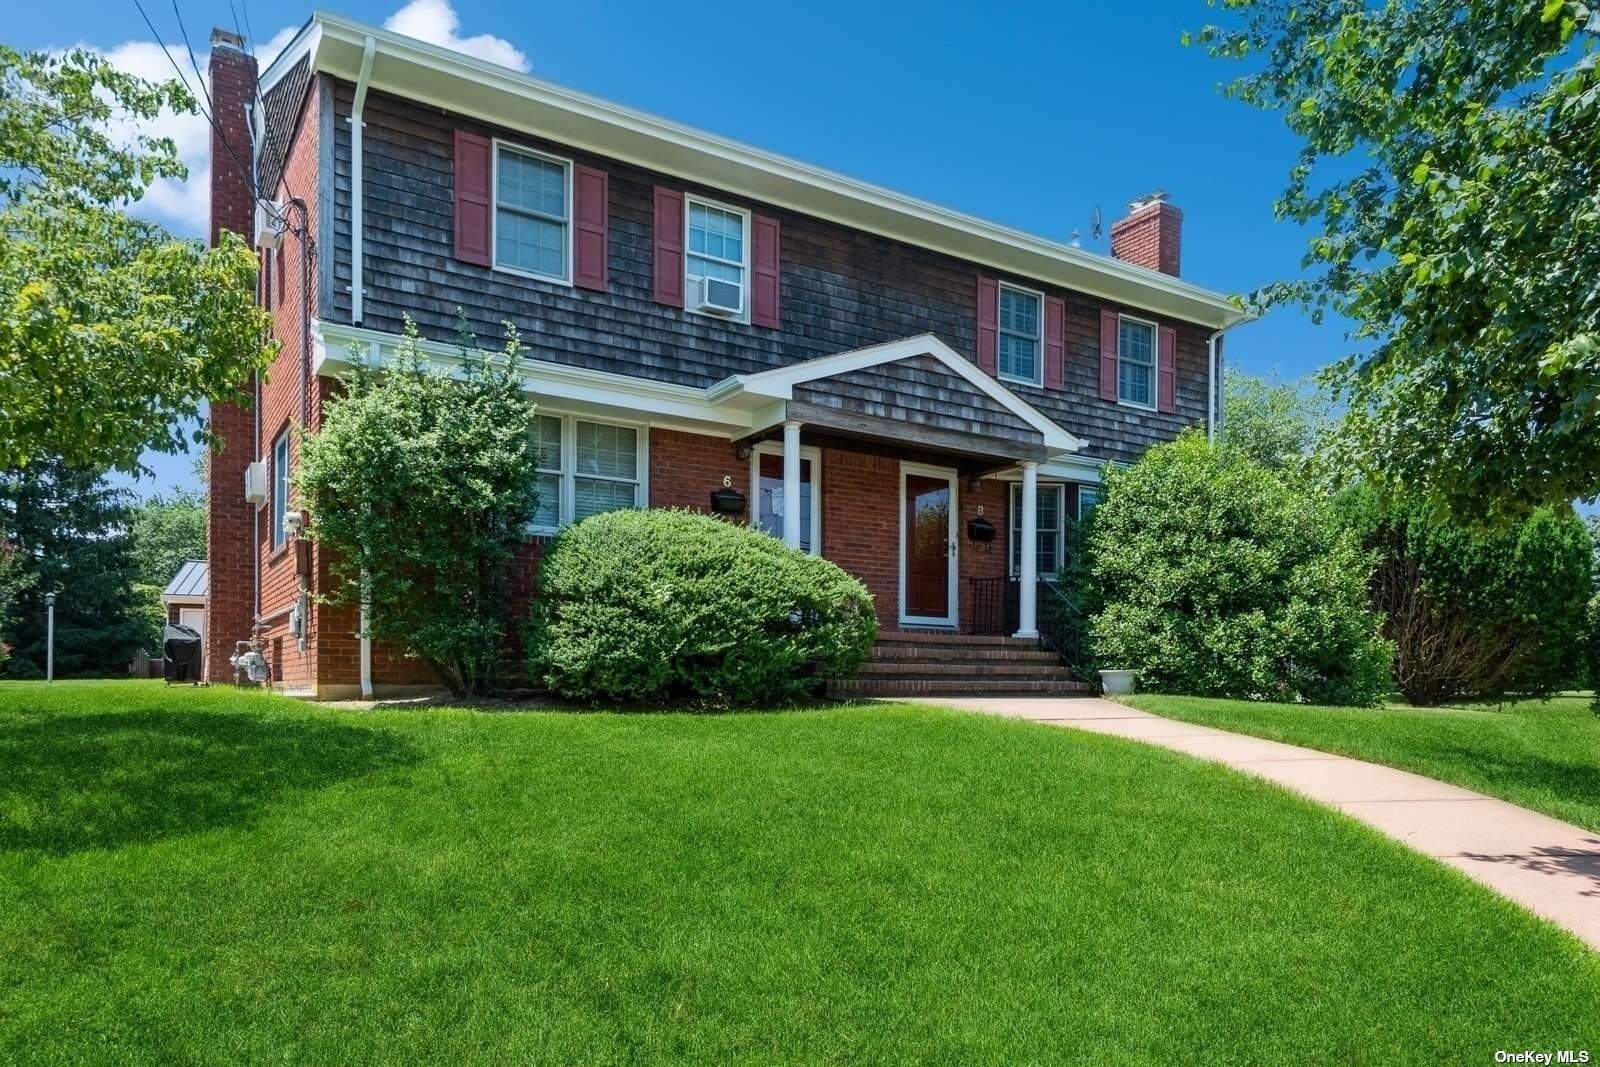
{"left": 1015, "top": 461, "right": 1039, "bottom": 638}
{"left": 782, "top": 420, "right": 803, "bottom": 549}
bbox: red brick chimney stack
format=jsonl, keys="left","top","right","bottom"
{"left": 205, "top": 27, "right": 259, "bottom": 681}
{"left": 1110, "top": 190, "right": 1182, "bottom": 277}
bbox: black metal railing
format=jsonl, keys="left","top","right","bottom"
{"left": 964, "top": 575, "right": 1019, "bottom": 637}
{"left": 964, "top": 575, "right": 1091, "bottom": 678}
{"left": 1036, "top": 579, "right": 1090, "bottom": 677}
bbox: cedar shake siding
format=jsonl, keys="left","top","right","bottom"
{"left": 326, "top": 80, "right": 1212, "bottom": 466}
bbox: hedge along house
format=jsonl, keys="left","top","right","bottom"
{"left": 204, "top": 13, "right": 1251, "bottom": 699}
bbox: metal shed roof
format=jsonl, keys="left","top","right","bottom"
{"left": 161, "top": 559, "right": 209, "bottom": 602}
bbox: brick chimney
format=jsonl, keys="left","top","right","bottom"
{"left": 208, "top": 27, "right": 256, "bottom": 248}
{"left": 1110, "top": 190, "right": 1182, "bottom": 277}
{"left": 205, "top": 27, "right": 259, "bottom": 682}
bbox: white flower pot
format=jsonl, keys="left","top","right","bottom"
{"left": 1098, "top": 669, "right": 1137, "bottom": 696}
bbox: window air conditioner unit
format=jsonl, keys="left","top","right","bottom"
{"left": 691, "top": 276, "right": 742, "bottom": 316}
{"left": 255, "top": 199, "right": 286, "bottom": 250}
{"left": 244, "top": 461, "right": 268, "bottom": 505}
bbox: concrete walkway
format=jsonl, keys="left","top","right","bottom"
{"left": 922, "top": 696, "right": 1600, "bottom": 951}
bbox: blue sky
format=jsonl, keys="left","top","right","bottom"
{"left": 14, "top": 0, "right": 1345, "bottom": 499}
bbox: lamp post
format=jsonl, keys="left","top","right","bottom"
{"left": 43, "top": 592, "right": 55, "bottom": 683}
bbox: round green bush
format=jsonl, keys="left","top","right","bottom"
{"left": 1088, "top": 431, "right": 1393, "bottom": 706}
{"left": 527, "top": 509, "right": 877, "bottom": 704}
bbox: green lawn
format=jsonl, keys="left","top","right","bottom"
{"left": 1, "top": 681, "right": 1596, "bottom": 1063}
{"left": 1124, "top": 692, "right": 1600, "bottom": 833}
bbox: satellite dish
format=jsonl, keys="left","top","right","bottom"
{"left": 1090, "top": 206, "right": 1103, "bottom": 241}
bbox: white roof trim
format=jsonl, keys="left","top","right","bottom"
{"left": 314, "top": 322, "right": 1087, "bottom": 457}
{"left": 267, "top": 12, "right": 1252, "bottom": 331}
{"left": 708, "top": 333, "right": 1085, "bottom": 454}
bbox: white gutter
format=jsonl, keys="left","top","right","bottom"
{"left": 348, "top": 35, "right": 376, "bottom": 325}
{"left": 1206, "top": 322, "right": 1247, "bottom": 443}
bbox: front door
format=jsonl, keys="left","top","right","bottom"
{"left": 901, "top": 464, "right": 958, "bottom": 627}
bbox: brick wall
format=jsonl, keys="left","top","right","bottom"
{"left": 204, "top": 38, "right": 259, "bottom": 683}
{"left": 648, "top": 428, "right": 743, "bottom": 513}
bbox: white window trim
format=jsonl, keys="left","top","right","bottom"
{"left": 528, "top": 410, "right": 649, "bottom": 534}
{"left": 491, "top": 138, "right": 575, "bottom": 286}
{"left": 684, "top": 193, "right": 752, "bottom": 324}
{"left": 1117, "top": 313, "right": 1159, "bottom": 412}
{"left": 1007, "top": 481, "right": 1065, "bottom": 581}
{"left": 271, "top": 430, "right": 291, "bottom": 549}
{"left": 748, "top": 441, "right": 822, "bottom": 555}
{"left": 996, "top": 281, "right": 1045, "bottom": 388}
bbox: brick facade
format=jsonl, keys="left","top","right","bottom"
{"left": 204, "top": 36, "right": 260, "bottom": 684}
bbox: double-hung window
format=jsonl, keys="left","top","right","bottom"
{"left": 685, "top": 197, "right": 748, "bottom": 317}
{"left": 1118, "top": 316, "right": 1157, "bottom": 409}
{"left": 998, "top": 284, "right": 1043, "bottom": 385}
{"left": 1009, "top": 483, "right": 1064, "bottom": 579}
{"left": 271, "top": 430, "right": 290, "bottom": 550}
{"left": 494, "top": 143, "right": 571, "bottom": 282}
{"left": 528, "top": 414, "right": 646, "bottom": 532}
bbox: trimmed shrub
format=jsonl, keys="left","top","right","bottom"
{"left": 296, "top": 317, "right": 540, "bottom": 696}
{"left": 1088, "top": 431, "right": 1392, "bottom": 705}
{"left": 529, "top": 509, "right": 876, "bottom": 704}
{"left": 1339, "top": 486, "right": 1592, "bottom": 705}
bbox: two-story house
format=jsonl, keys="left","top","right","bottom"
{"left": 203, "top": 13, "right": 1250, "bottom": 699}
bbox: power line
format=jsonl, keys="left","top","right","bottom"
{"left": 127, "top": 0, "right": 261, "bottom": 211}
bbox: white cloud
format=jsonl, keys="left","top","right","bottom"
{"left": 62, "top": 0, "right": 526, "bottom": 239}
{"left": 384, "top": 0, "right": 529, "bottom": 72}
{"left": 254, "top": 25, "right": 301, "bottom": 69}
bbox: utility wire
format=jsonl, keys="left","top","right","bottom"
{"left": 128, "top": 0, "right": 263, "bottom": 211}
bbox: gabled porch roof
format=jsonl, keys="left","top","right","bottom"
{"left": 708, "top": 334, "right": 1085, "bottom": 463}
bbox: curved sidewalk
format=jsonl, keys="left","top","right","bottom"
{"left": 923, "top": 696, "right": 1600, "bottom": 951}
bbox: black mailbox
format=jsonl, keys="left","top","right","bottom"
{"left": 967, "top": 515, "right": 996, "bottom": 542}
{"left": 710, "top": 486, "right": 747, "bottom": 515}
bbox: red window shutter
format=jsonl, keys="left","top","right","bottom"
{"left": 1044, "top": 296, "right": 1065, "bottom": 390}
{"left": 1158, "top": 325, "right": 1178, "bottom": 414}
{"left": 653, "top": 186, "right": 685, "bottom": 307}
{"left": 453, "top": 130, "right": 492, "bottom": 267}
{"left": 1099, "top": 309, "right": 1119, "bottom": 402}
{"left": 572, "top": 164, "right": 609, "bottom": 291}
{"left": 976, "top": 276, "right": 998, "bottom": 374}
{"left": 752, "top": 213, "right": 781, "bottom": 328}
{"left": 277, "top": 246, "right": 286, "bottom": 304}
{"left": 258, "top": 248, "right": 267, "bottom": 306}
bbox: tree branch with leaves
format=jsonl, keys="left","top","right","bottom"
{"left": 1192, "top": 0, "right": 1600, "bottom": 519}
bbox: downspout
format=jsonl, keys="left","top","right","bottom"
{"left": 359, "top": 572, "right": 373, "bottom": 699}
{"left": 348, "top": 35, "right": 376, "bottom": 693}
{"left": 349, "top": 35, "right": 376, "bottom": 325}
{"left": 1207, "top": 328, "right": 1230, "bottom": 443}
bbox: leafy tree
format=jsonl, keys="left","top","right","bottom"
{"left": 296, "top": 317, "right": 540, "bottom": 696}
{"left": 128, "top": 489, "right": 205, "bottom": 587}
{"left": 1340, "top": 485, "right": 1591, "bottom": 705}
{"left": 0, "top": 45, "right": 273, "bottom": 473}
{"left": 0, "top": 458, "right": 146, "bottom": 676}
{"left": 1219, "top": 368, "right": 1331, "bottom": 470}
{"left": 1088, "top": 431, "right": 1392, "bottom": 705}
{"left": 0, "top": 535, "right": 26, "bottom": 669}
{"left": 1191, "top": 1, "right": 1600, "bottom": 518}
{"left": 126, "top": 488, "right": 206, "bottom": 651}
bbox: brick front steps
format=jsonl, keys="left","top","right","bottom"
{"left": 828, "top": 631, "right": 1094, "bottom": 699}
